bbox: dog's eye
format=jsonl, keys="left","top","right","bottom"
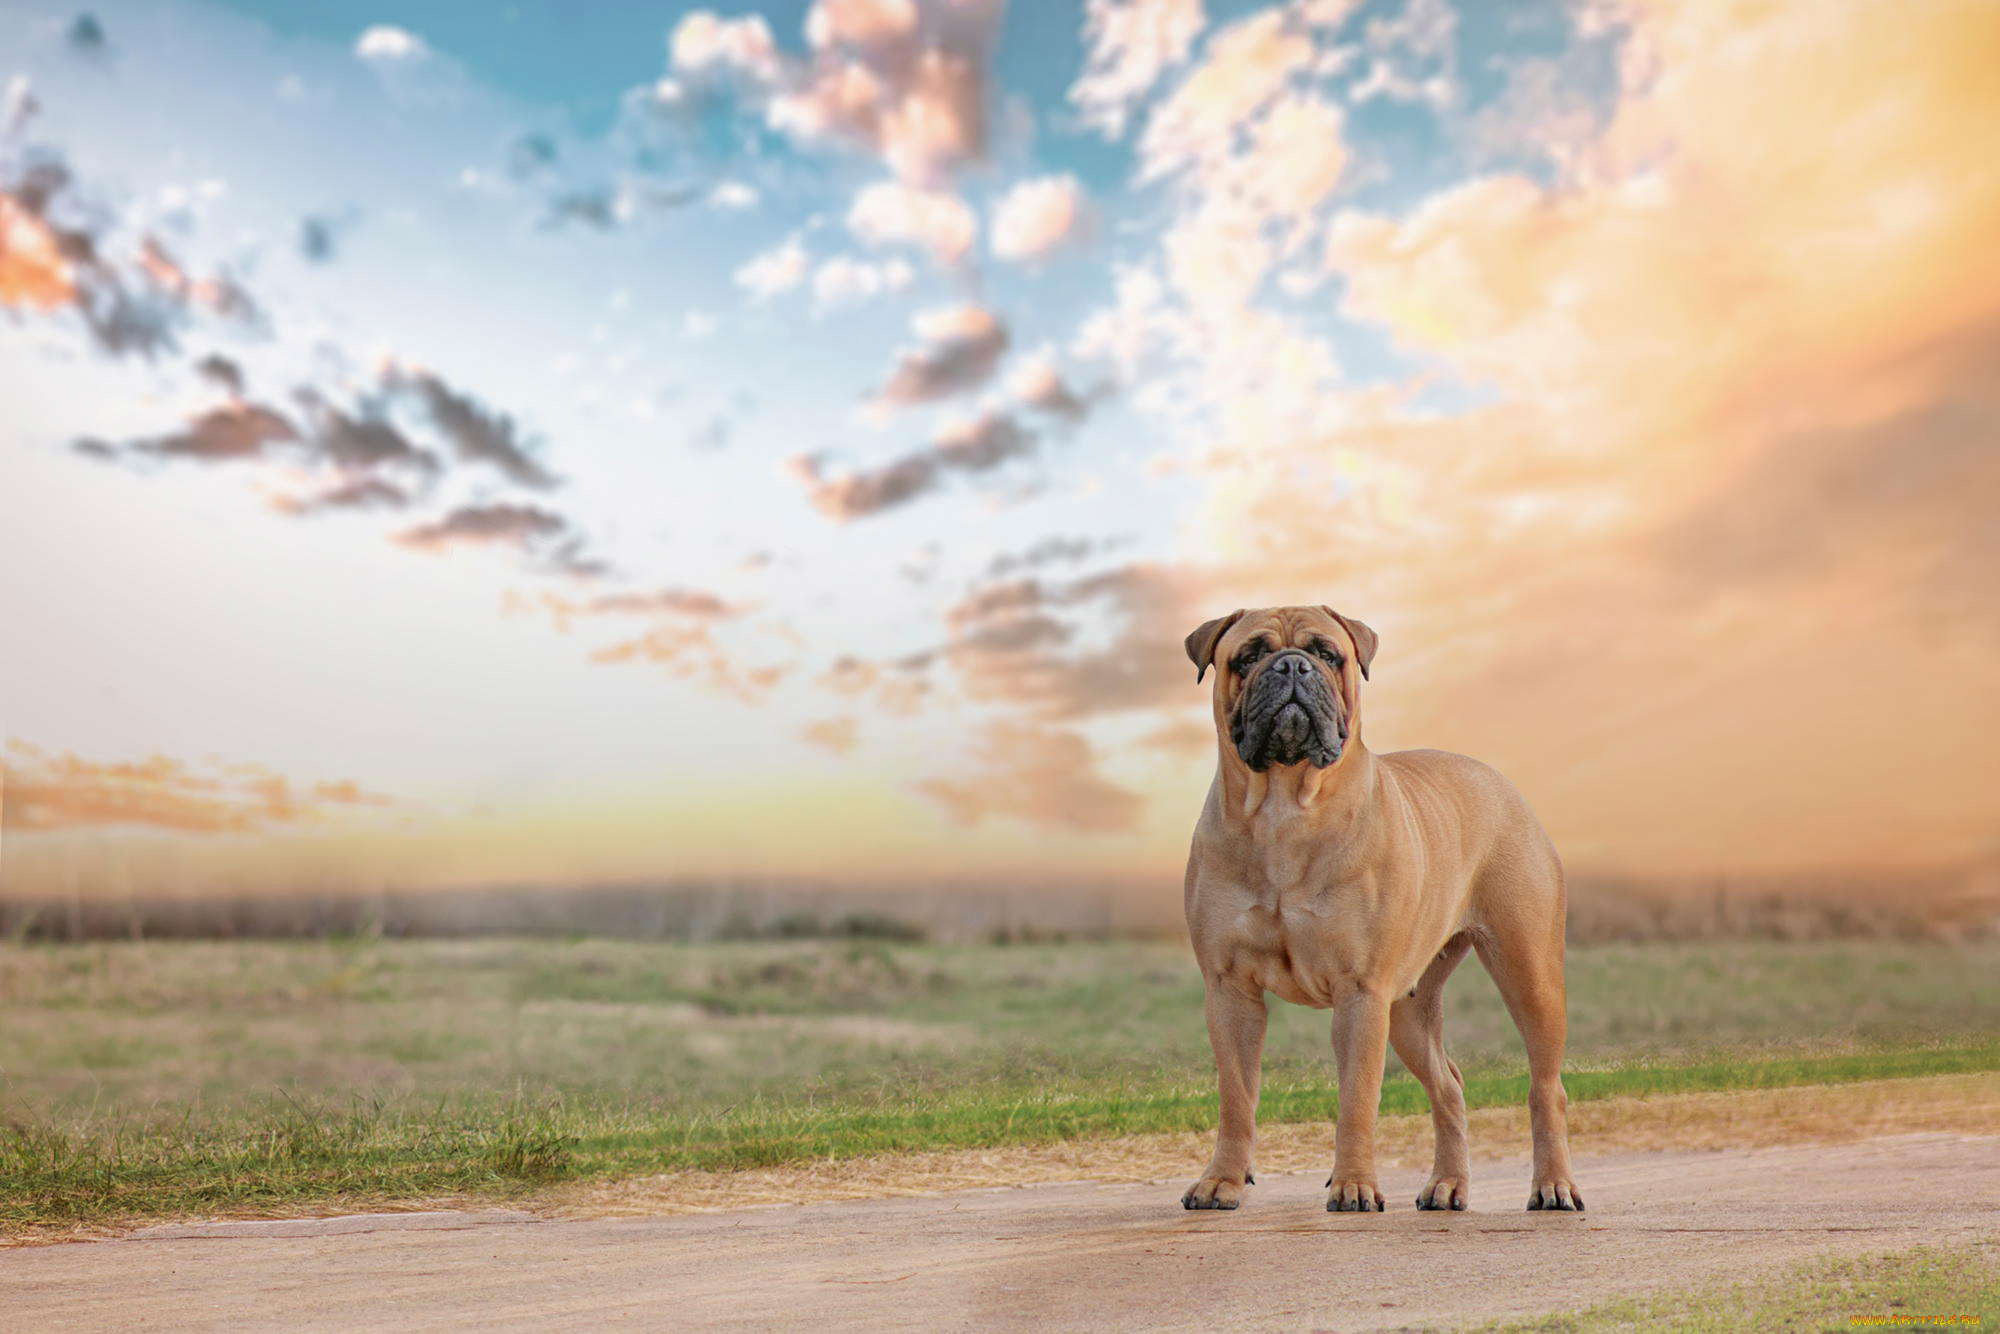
{"left": 1233, "top": 642, "right": 1269, "bottom": 673}
{"left": 1314, "top": 644, "right": 1345, "bottom": 668}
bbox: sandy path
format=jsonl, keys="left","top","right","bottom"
{"left": 4, "top": 1133, "right": 1995, "bottom": 1332}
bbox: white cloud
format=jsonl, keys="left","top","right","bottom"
{"left": 1069, "top": 0, "right": 1206, "bottom": 141}
{"left": 846, "top": 180, "right": 976, "bottom": 265}
{"left": 670, "top": 11, "right": 782, "bottom": 83}
{"left": 991, "top": 175, "right": 1091, "bottom": 263}
{"left": 709, "top": 180, "right": 760, "bottom": 210}
{"left": 734, "top": 234, "right": 811, "bottom": 300}
{"left": 354, "top": 25, "right": 429, "bottom": 64}
{"left": 812, "top": 255, "right": 915, "bottom": 312}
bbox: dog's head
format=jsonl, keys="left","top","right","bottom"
{"left": 1183, "top": 606, "right": 1378, "bottom": 773}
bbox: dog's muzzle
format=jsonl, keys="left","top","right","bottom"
{"left": 1230, "top": 650, "right": 1345, "bottom": 772}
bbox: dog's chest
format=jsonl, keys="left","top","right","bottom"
{"left": 1222, "top": 820, "right": 1372, "bottom": 1005}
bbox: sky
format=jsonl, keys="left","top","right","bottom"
{"left": 2, "top": 0, "right": 1997, "bottom": 899}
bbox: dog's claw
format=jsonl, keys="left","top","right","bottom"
{"left": 1325, "top": 1180, "right": 1386, "bottom": 1212}
{"left": 1181, "top": 1174, "right": 1246, "bottom": 1210}
{"left": 1527, "top": 1179, "right": 1584, "bottom": 1212}
{"left": 1416, "top": 1178, "right": 1467, "bottom": 1212}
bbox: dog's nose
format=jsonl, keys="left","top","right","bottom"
{"left": 1266, "top": 650, "right": 1311, "bottom": 677}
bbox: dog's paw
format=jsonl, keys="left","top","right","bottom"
{"left": 1415, "top": 1176, "right": 1467, "bottom": 1211}
{"left": 1181, "top": 1174, "right": 1248, "bottom": 1210}
{"left": 1526, "top": 1177, "right": 1584, "bottom": 1212}
{"left": 1325, "top": 1177, "right": 1385, "bottom": 1212}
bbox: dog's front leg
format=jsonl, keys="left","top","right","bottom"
{"left": 1327, "top": 989, "right": 1391, "bottom": 1211}
{"left": 1182, "top": 981, "right": 1267, "bottom": 1210}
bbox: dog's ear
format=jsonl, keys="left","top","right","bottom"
{"left": 1184, "top": 610, "right": 1245, "bottom": 684}
{"left": 1323, "top": 608, "right": 1378, "bottom": 680}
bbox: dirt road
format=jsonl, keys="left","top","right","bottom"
{"left": 6, "top": 1133, "right": 1995, "bottom": 1331}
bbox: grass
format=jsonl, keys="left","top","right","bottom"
{"left": 1471, "top": 1243, "right": 2000, "bottom": 1331}
{"left": 2, "top": 936, "right": 1997, "bottom": 1232}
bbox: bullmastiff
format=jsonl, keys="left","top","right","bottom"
{"left": 1179, "top": 605, "right": 1582, "bottom": 1214}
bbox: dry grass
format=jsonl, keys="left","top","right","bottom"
{"left": 544, "top": 1070, "right": 2000, "bottom": 1218}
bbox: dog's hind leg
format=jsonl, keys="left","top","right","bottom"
{"left": 1390, "top": 931, "right": 1474, "bottom": 1210}
{"left": 1472, "top": 875, "right": 1584, "bottom": 1212}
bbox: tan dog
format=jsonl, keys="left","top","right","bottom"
{"left": 1179, "top": 606, "right": 1582, "bottom": 1214}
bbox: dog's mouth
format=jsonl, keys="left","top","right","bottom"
{"left": 1230, "top": 664, "right": 1345, "bottom": 772}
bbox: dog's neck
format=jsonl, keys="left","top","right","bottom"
{"left": 1220, "top": 739, "right": 1378, "bottom": 827}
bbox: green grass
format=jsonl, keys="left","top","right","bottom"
{"left": 2, "top": 937, "right": 1997, "bottom": 1231}
{"left": 1470, "top": 1243, "right": 2000, "bottom": 1332}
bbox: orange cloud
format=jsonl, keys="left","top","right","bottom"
{"left": 915, "top": 721, "right": 1141, "bottom": 833}
{"left": 2, "top": 741, "right": 398, "bottom": 835}
{"left": 672, "top": 0, "right": 1001, "bottom": 189}
{"left": 802, "top": 716, "right": 860, "bottom": 754}
{"left": 0, "top": 190, "right": 75, "bottom": 309}
{"left": 1181, "top": 0, "right": 2000, "bottom": 873}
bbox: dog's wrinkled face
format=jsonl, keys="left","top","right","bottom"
{"left": 1185, "top": 607, "right": 1378, "bottom": 773}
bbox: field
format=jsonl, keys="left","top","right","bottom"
{"left": 3, "top": 936, "right": 1998, "bottom": 1234}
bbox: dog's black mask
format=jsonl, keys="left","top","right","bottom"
{"left": 1230, "top": 649, "right": 1345, "bottom": 772}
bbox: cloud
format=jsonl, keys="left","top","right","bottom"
{"left": 390, "top": 367, "right": 559, "bottom": 489}
{"left": 734, "top": 233, "right": 811, "bottom": 300}
{"left": 661, "top": 0, "right": 1004, "bottom": 288}
{"left": 670, "top": 11, "right": 782, "bottom": 84}
{"left": 1171, "top": 0, "right": 2000, "bottom": 874}
{"left": 587, "top": 621, "right": 793, "bottom": 702}
{"left": 293, "top": 387, "right": 439, "bottom": 477}
{"left": 788, "top": 449, "right": 939, "bottom": 521}
{"left": 709, "top": 180, "right": 759, "bottom": 209}
{"left": 869, "top": 304, "right": 1007, "bottom": 409}
{"left": 1350, "top": 0, "right": 1457, "bottom": 109}
{"left": 932, "top": 408, "right": 1034, "bottom": 471}
{"left": 79, "top": 368, "right": 444, "bottom": 516}
{"left": 991, "top": 175, "right": 1091, "bottom": 264}
{"left": 507, "top": 132, "right": 559, "bottom": 179}
{"left": 354, "top": 25, "right": 429, "bottom": 65}
{"left": 846, "top": 180, "right": 975, "bottom": 265}
{"left": 1070, "top": 0, "right": 1207, "bottom": 140}
{"left": 3, "top": 76, "right": 38, "bottom": 137}
{"left": 811, "top": 254, "right": 914, "bottom": 311}
{"left": 298, "top": 210, "right": 356, "bottom": 263}
{"left": 939, "top": 563, "right": 1198, "bottom": 720}
{"left": 1, "top": 740, "right": 396, "bottom": 835}
{"left": 802, "top": 716, "right": 859, "bottom": 754}
{"left": 915, "top": 721, "right": 1142, "bottom": 832}
{"left": 763, "top": 0, "right": 1003, "bottom": 187}
{"left": 1, "top": 187, "right": 79, "bottom": 311}
{"left": 193, "top": 352, "right": 243, "bottom": 395}
{"left": 77, "top": 399, "right": 298, "bottom": 463}
{"left": 393, "top": 503, "right": 570, "bottom": 553}
{"left": 789, "top": 405, "right": 1036, "bottom": 521}
{"left": 1007, "top": 353, "right": 1092, "bottom": 421}
{"left": 0, "top": 156, "right": 182, "bottom": 358}
{"left": 1137, "top": 9, "right": 1316, "bottom": 184}
{"left": 509, "top": 584, "right": 739, "bottom": 634}
{"left": 689, "top": 414, "right": 731, "bottom": 451}
{"left": 135, "top": 237, "right": 262, "bottom": 327}
{"left": 983, "top": 535, "right": 1114, "bottom": 579}
{"left": 66, "top": 13, "right": 108, "bottom": 58}
{"left": 580, "top": 588, "right": 734, "bottom": 618}
{"left": 273, "top": 477, "right": 413, "bottom": 516}
{"left": 541, "top": 187, "right": 618, "bottom": 230}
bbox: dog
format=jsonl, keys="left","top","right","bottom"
{"left": 1179, "top": 605, "right": 1582, "bottom": 1214}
